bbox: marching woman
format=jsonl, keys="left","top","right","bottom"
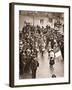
{"left": 49, "top": 49, "right": 55, "bottom": 75}
{"left": 49, "top": 49, "right": 55, "bottom": 67}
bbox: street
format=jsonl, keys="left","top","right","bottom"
{"left": 20, "top": 49, "right": 64, "bottom": 79}
{"left": 36, "top": 50, "right": 64, "bottom": 78}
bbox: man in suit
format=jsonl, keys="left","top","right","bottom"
{"left": 31, "top": 57, "right": 39, "bottom": 78}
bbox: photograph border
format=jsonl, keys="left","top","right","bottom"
{"left": 9, "top": 2, "right": 70, "bottom": 87}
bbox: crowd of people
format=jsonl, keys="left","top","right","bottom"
{"left": 19, "top": 22, "right": 64, "bottom": 78}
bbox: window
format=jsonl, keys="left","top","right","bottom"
{"left": 40, "top": 19, "right": 44, "bottom": 24}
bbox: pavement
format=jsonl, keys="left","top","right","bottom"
{"left": 36, "top": 50, "right": 64, "bottom": 78}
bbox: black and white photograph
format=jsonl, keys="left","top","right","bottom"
{"left": 19, "top": 11, "right": 64, "bottom": 79}
{"left": 9, "top": 3, "right": 70, "bottom": 87}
